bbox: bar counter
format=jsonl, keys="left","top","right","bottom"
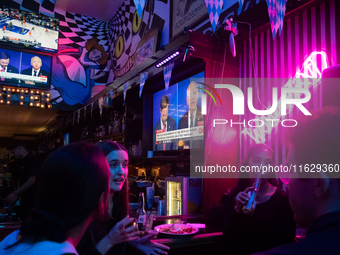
{"left": 126, "top": 215, "right": 224, "bottom": 255}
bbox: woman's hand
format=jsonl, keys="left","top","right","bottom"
{"left": 107, "top": 216, "right": 141, "bottom": 246}
{"left": 130, "top": 232, "right": 170, "bottom": 255}
{"left": 234, "top": 187, "right": 254, "bottom": 213}
{"left": 96, "top": 216, "right": 141, "bottom": 254}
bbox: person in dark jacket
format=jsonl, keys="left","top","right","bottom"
{"left": 223, "top": 144, "right": 296, "bottom": 255}
{"left": 254, "top": 106, "right": 340, "bottom": 255}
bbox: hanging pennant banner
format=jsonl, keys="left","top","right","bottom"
{"left": 204, "top": 0, "right": 224, "bottom": 33}
{"left": 77, "top": 110, "right": 80, "bottom": 124}
{"left": 124, "top": 81, "right": 129, "bottom": 104}
{"left": 139, "top": 72, "right": 148, "bottom": 98}
{"left": 238, "top": 0, "right": 244, "bottom": 15}
{"left": 163, "top": 59, "right": 174, "bottom": 91}
{"left": 266, "top": 0, "right": 288, "bottom": 39}
{"left": 91, "top": 102, "right": 94, "bottom": 118}
{"left": 133, "top": 0, "right": 145, "bottom": 19}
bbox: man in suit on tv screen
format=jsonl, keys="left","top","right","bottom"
{"left": 21, "top": 56, "right": 49, "bottom": 84}
{"left": 153, "top": 95, "right": 177, "bottom": 151}
{"left": 178, "top": 81, "right": 204, "bottom": 149}
{"left": 0, "top": 52, "right": 19, "bottom": 82}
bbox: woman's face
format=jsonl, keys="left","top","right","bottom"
{"left": 248, "top": 148, "right": 272, "bottom": 179}
{"left": 89, "top": 49, "right": 102, "bottom": 62}
{"left": 106, "top": 150, "right": 128, "bottom": 192}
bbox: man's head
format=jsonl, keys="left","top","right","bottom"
{"left": 0, "top": 52, "right": 10, "bottom": 69}
{"left": 286, "top": 106, "right": 340, "bottom": 228}
{"left": 31, "top": 56, "right": 42, "bottom": 71}
{"left": 160, "top": 95, "right": 169, "bottom": 123}
{"left": 186, "top": 81, "right": 199, "bottom": 114}
{"left": 7, "top": 140, "right": 29, "bottom": 160}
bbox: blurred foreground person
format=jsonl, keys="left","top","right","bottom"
{"left": 0, "top": 142, "right": 110, "bottom": 255}
{"left": 254, "top": 106, "right": 340, "bottom": 255}
{"left": 6, "top": 141, "right": 40, "bottom": 221}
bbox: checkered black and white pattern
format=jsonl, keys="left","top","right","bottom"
{"left": 57, "top": 10, "right": 109, "bottom": 50}
{"left": 107, "top": 0, "right": 169, "bottom": 82}
{"left": 6, "top": 0, "right": 109, "bottom": 50}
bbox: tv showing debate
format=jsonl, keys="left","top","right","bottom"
{"left": 0, "top": 47, "right": 51, "bottom": 89}
{"left": 153, "top": 72, "right": 205, "bottom": 151}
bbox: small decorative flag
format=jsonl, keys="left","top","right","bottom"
{"left": 266, "top": 0, "right": 288, "bottom": 39}
{"left": 205, "top": 0, "right": 224, "bottom": 33}
{"left": 163, "top": 59, "right": 174, "bottom": 91}
{"left": 133, "top": 0, "right": 145, "bottom": 19}
{"left": 139, "top": 72, "right": 148, "bottom": 98}
{"left": 124, "top": 81, "right": 129, "bottom": 104}
{"left": 238, "top": 0, "right": 244, "bottom": 15}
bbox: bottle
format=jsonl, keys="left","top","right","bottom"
{"left": 137, "top": 192, "right": 146, "bottom": 231}
{"left": 242, "top": 177, "right": 261, "bottom": 215}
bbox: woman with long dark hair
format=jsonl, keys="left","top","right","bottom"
{"left": 77, "top": 140, "right": 169, "bottom": 255}
{"left": 223, "top": 143, "right": 296, "bottom": 255}
{"left": 0, "top": 142, "right": 111, "bottom": 255}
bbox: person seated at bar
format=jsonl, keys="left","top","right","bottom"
{"left": 223, "top": 144, "right": 296, "bottom": 255}
{"left": 0, "top": 142, "right": 111, "bottom": 255}
{"left": 77, "top": 140, "right": 170, "bottom": 255}
{"left": 6, "top": 140, "right": 40, "bottom": 222}
{"left": 253, "top": 106, "right": 340, "bottom": 255}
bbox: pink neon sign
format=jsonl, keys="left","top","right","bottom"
{"left": 241, "top": 51, "right": 329, "bottom": 143}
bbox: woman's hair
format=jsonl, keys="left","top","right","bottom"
{"left": 85, "top": 37, "right": 108, "bottom": 65}
{"left": 96, "top": 140, "right": 129, "bottom": 221}
{"left": 230, "top": 143, "right": 278, "bottom": 199}
{"left": 7, "top": 142, "right": 110, "bottom": 248}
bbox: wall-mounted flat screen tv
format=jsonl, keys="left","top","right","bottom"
{"left": 0, "top": 6, "right": 59, "bottom": 54}
{"left": 153, "top": 71, "right": 205, "bottom": 151}
{"left": 0, "top": 47, "right": 52, "bottom": 89}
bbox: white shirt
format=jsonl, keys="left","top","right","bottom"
{"left": 160, "top": 117, "right": 167, "bottom": 132}
{"left": 31, "top": 68, "right": 40, "bottom": 76}
{"left": 0, "top": 66, "right": 7, "bottom": 72}
{"left": 187, "top": 107, "right": 197, "bottom": 128}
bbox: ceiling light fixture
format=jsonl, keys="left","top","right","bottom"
{"left": 155, "top": 47, "right": 186, "bottom": 68}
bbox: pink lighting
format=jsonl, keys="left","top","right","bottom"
{"left": 241, "top": 51, "right": 329, "bottom": 143}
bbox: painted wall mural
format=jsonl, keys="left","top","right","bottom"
{"left": 106, "top": 0, "right": 169, "bottom": 84}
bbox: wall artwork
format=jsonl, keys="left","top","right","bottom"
{"left": 107, "top": 0, "right": 169, "bottom": 84}
{"left": 172, "top": 0, "right": 208, "bottom": 38}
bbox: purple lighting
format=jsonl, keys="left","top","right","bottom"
{"left": 155, "top": 50, "right": 182, "bottom": 68}
{"left": 241, "top": 51, "right": 329, "bottom": 143}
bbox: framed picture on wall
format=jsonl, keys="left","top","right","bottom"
{"left": 171, "top": 0, "right": 208, "bottom": 39}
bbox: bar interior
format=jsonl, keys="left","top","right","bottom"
{"left": 0, "top": 0, "right": 340, "bottom": 254}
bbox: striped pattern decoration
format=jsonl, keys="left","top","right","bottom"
{"left": 238, "top": 0, "right": 339, "bottom": 166}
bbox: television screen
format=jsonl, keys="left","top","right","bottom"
{"left": 0, "top": 47, "right": 51, "bottom": 89}
{"left": 153, "top": 71, "right": 205, "bottom": 151}
{"left": 0, "top": 6, "right": 59, "bottom": 54}
{"left": 63, "top": 133, "right": 70, "bottom": 146}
